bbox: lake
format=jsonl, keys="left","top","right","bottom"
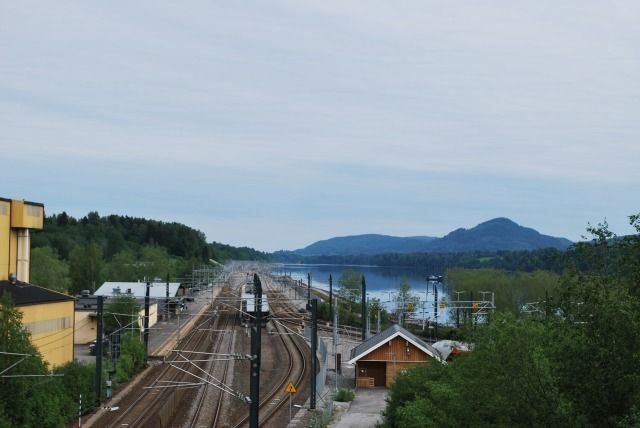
{"left": 273, "top": 263, "right": 450, "bottom": 322}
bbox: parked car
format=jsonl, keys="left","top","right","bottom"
{"left": 88, "top": 338, "right": 109, "bottom": 356}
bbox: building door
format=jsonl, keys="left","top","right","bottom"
{"left": 359, "top": 361, "right": 386, "bottom": 387}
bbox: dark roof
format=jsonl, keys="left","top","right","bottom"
{"left": 0, "top": 280, "right": 73, "bottom": 306}
{"left": 349, "top": 323, "right": 442, "bottom": 362}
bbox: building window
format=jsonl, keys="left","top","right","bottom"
{"left": 24, "top": 317, "right": 72, "bottom": 335}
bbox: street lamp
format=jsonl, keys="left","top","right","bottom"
{"left": 427, "top": 275, "right": 443, "bottom": 339}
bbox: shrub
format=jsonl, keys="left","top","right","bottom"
{"left": 334, "top": 388, "right": 355, "bottom": 402}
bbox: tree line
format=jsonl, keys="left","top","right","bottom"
{"left": 28, "top": 212, "right": 269, "bottom": 294}
{"left": 273, "top": 247, "right": 568, "bottom": 273}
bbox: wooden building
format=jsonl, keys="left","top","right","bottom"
{"left": 348, "top": 324, "right": 443, "bottom": 388}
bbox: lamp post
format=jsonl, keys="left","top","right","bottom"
{"left": 427, "top": 275, "right": 443, "bottom": 339}
{"left": 361, "top": 276, "right": 366, "bottom": 341}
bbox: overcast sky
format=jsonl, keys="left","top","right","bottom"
{"left": 2, "top": 1, "right": 639, "bottom": 252}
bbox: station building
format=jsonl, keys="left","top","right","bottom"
{"left": 0, "top": 197, "right": 75, "bottom": 367}
{"left": 348, "top": 323, "right": 443, "bottom": 388}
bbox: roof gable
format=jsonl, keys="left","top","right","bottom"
{"left": 348, "top": 324, "right": 443, "bottom": 364}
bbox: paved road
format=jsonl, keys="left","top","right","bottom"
{"left": 329, "top": 388, "right": 387, "bottom": 428}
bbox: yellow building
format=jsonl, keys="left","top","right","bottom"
{"left": 0, "top": 197, "right": 44, "bottom": 283}
{"left": 0, "top": 197, "right": 75, "bottom": 367}
{"left": 0, "top": 279, "right": 75, "bottom": 367}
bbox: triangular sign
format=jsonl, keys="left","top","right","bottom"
{"left": 285, "top": 382, "right": 297, "bottom": 393}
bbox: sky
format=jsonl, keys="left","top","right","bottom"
{"left": 1, "top": 1, "right": 639, "bottom": 252}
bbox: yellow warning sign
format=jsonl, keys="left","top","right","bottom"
{"left": 285, "top": 382, "right": 297, "bottom": 394}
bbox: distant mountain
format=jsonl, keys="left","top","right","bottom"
{"left": 423, "top": 218, "right": 573, "bottom": 253}
{"left": 291, "top": 218, "right": 572, "bottom": 256}
{"left": 294, "top": 234, "right": 437, "bottom": 256}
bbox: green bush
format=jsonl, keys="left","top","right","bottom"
{"left": 334, "top": 388, "right": 355, "bottom": 402}
{"left": 115, "top": 333, "right": 146, "bottom": 383}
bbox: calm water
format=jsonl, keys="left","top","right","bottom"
{"left": 273, "top": 263, "right": 450, "bottom": 322}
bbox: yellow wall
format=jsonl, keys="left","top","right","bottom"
{"left": 20, "top": 300, "right": 75, "bottom": 367}
{"left": 141, "top": 303, "right": 158, "bottom": 331}
{"left": 0, "top": 198, "right": 44, "bottom": 281}
{"left": 8, "top": 229, "right": 17, "bottom": 280}
{"left": 9, "top": 200, "right": 44, "bottom": 229}
{"left": 0, "top": 200, "right": 9, "bottom": 280}
{"left": 74, "top": 311, "right": 96, "bottom": 344}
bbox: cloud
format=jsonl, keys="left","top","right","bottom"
{"left": 1, "top": 1, "right": 639, "bottom": 249}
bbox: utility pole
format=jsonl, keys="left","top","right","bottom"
{"left": 434, "top": 280, "right": 439, "bottom": 339}
{"left": 329, "top": 274, "right": 333, "bottom": 323}
{"left": 166, "top": 273, "right": 170, "bottom": 321}
{"left": 310, "top": 298, "right": 317, "bottom": 410}
{"left": 455, "top": 291, "right": 464, "bottom": 328}
{"left": 366, "top": 295, "right": 370, "bottom": 338}
{"left": 144, "top": 281, "right": 150, "bottom": 361}
{"left": 95, "top": 295, "right": 104, "bottom": 407}
{"left": 361, "top": 276, "right": 367, "bottom": 341}
{"left": 249, "top": 273, "right": 262, "bottom": 428}
{"left": 333, "top": 295, "right": 338, "bottom": 391}
{"left": 307, "top": 273, "right": 311, "bottom": 309}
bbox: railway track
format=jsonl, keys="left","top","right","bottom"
{"left": 96, "top": 271, "right": 314, "bottom": 428}
{"left": 229, "top": 276, "right": 310, "bottom": 427}
{"left": 99, "top": 274, "right": 246, "bottom": 428}
{"left": 187, "top": 288, "right": 240, "bottom": 428}
{"left": 105, "top": 311, "right": 218, "bottom": 427}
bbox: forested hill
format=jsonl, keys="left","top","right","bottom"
{"left": 425, "top": 217, "right": 573, "bottom": 252}
{"left": 291, "top": 217, "right": 572, "bottom": 256}
{"left": 275, "top": 218, "right": 573, "bottom": 273}
{"left": 295, "top": 234, "right": 437, "bottom": 256}
{"left": 31, "top": 211, "right": 269, "bottom": 263}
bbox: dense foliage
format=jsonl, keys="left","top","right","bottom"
{"left": 29, "top": 212, "right": 269, "bottom": 293}
{"left": 0, "top": 292, "right": 150, "bottom": 427}
{"left": 274, "top": 247, "right": 567, "bottom": 273}
{"left": 104, "top": 295, "right": 140, "bottom": 334}
{"left": 445, "top": 268, "right": 559, "bottom": 317}
{"left": 383, "top": 216, "right": 640, "bottom": 427}
{"left": 0, "top": 293, "right": 94, "bottom": 427}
